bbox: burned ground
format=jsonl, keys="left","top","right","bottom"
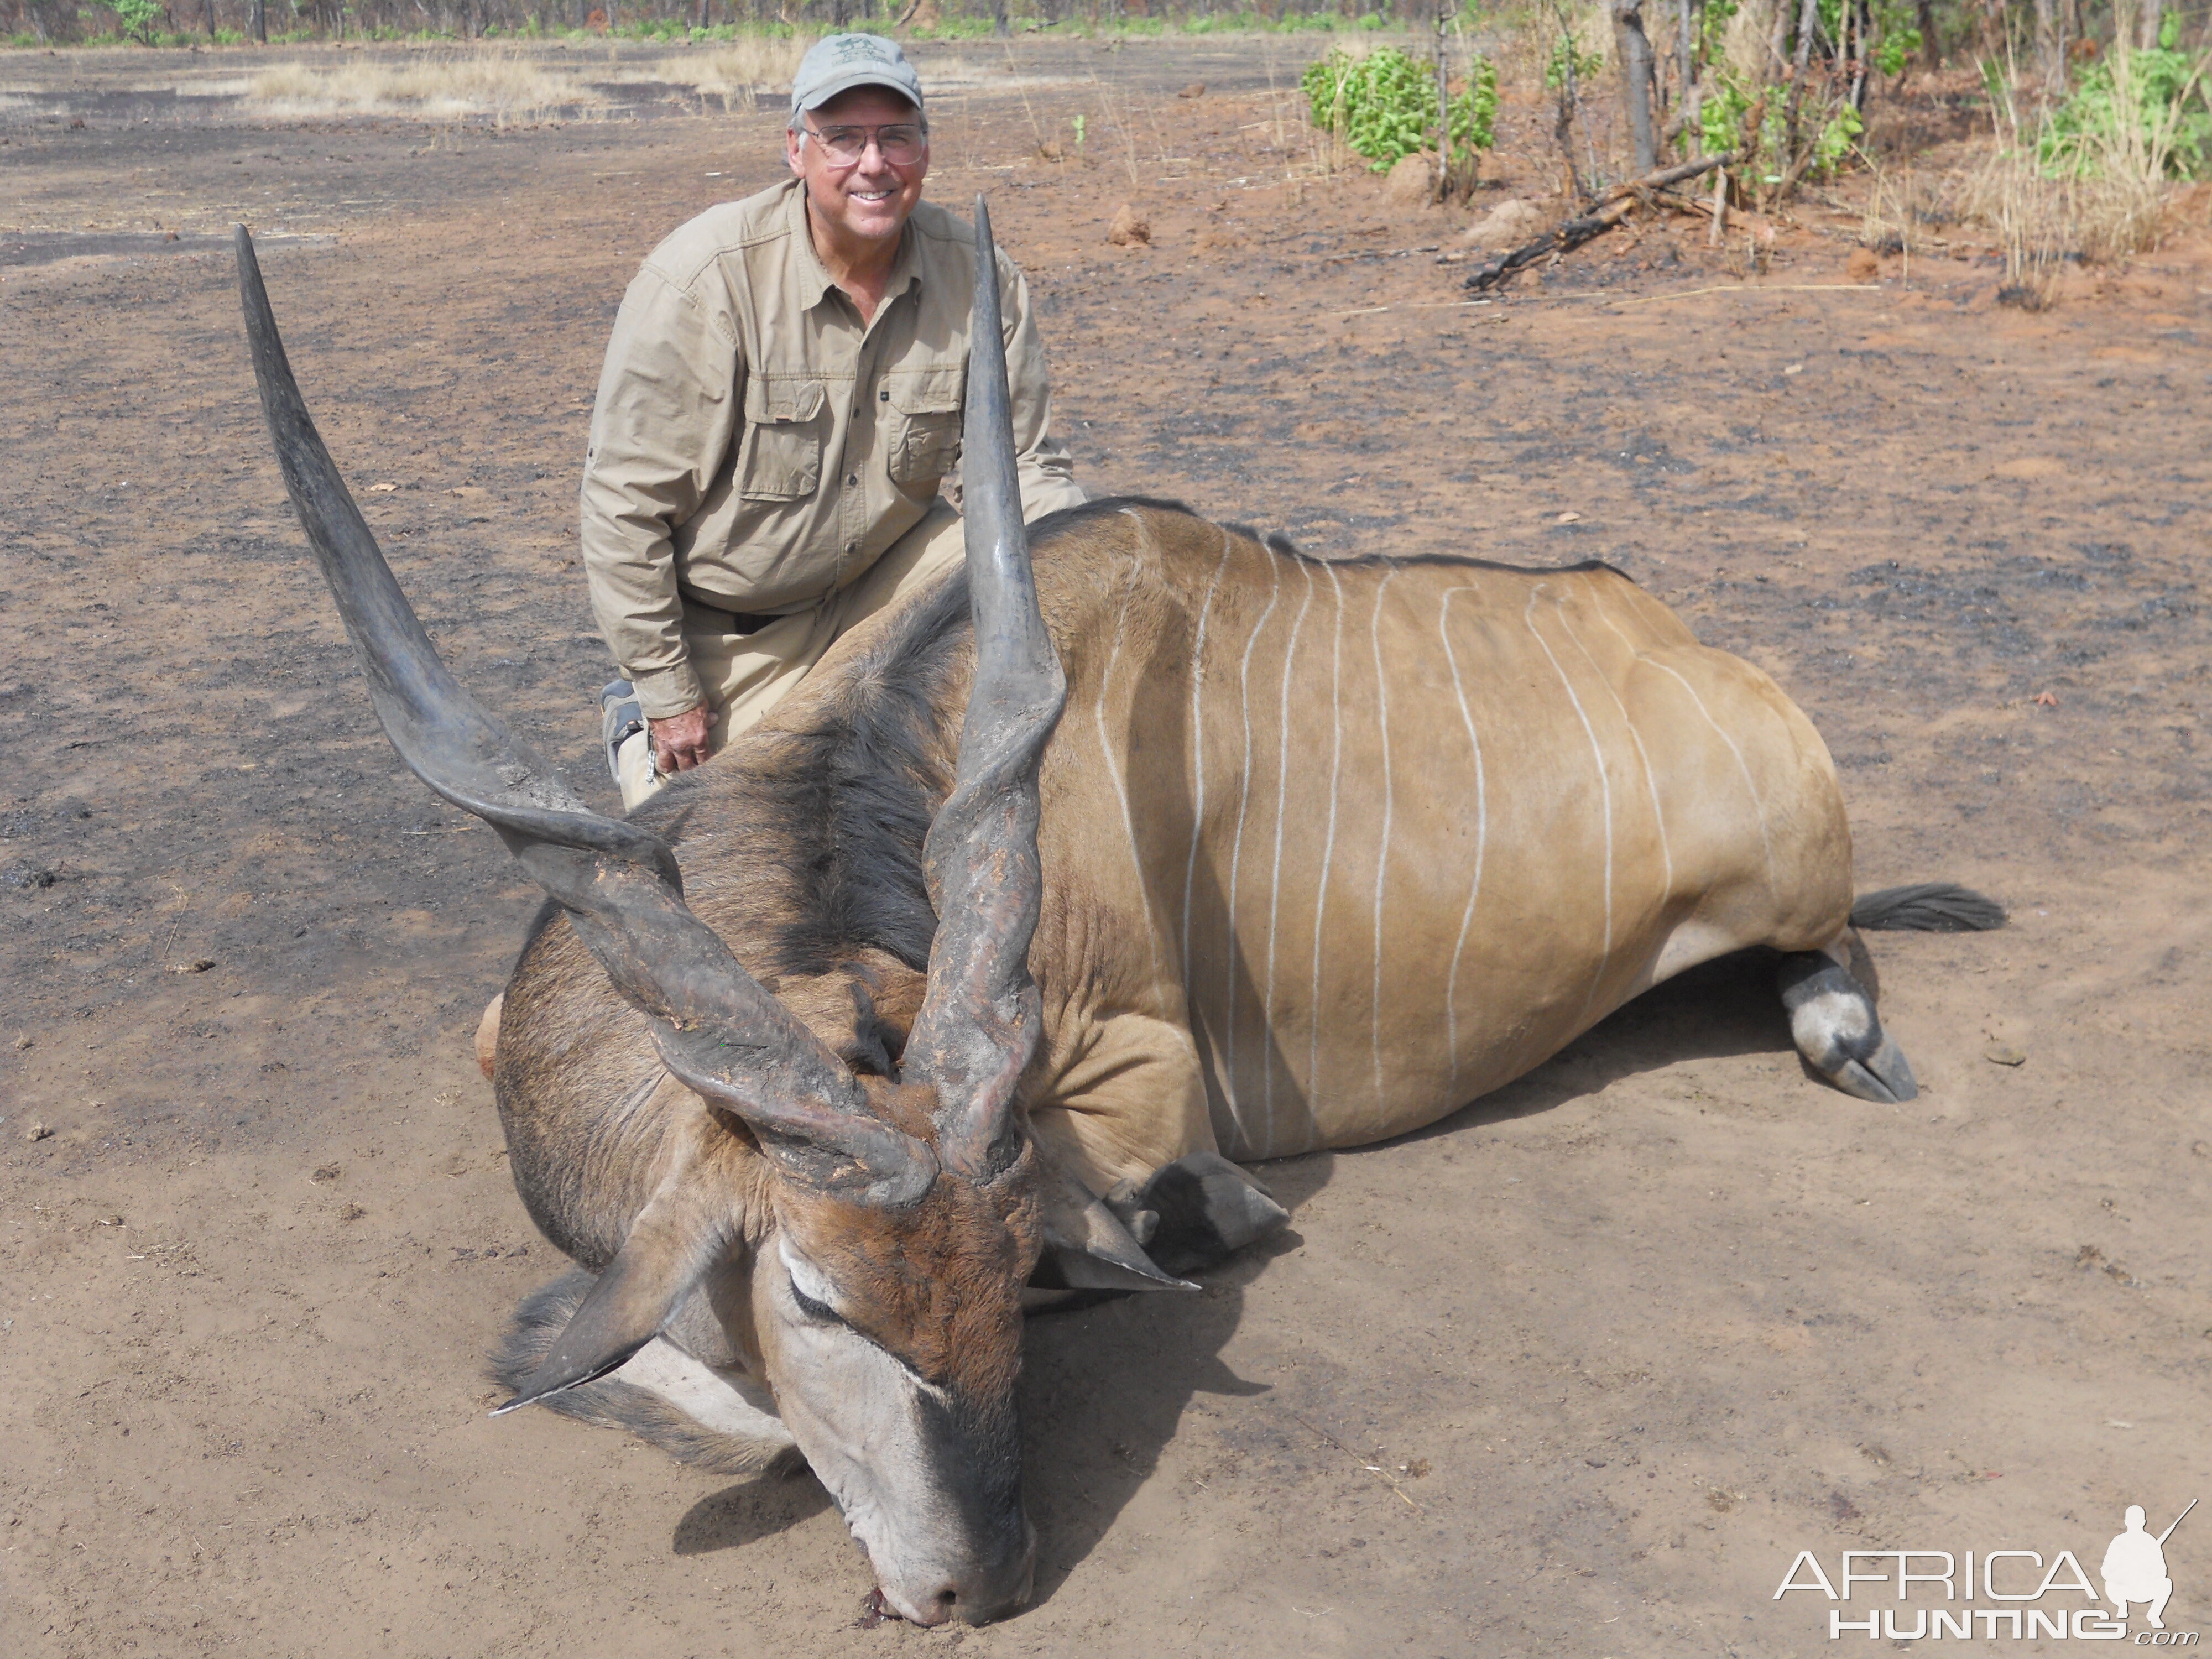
{"left": 3, "top": 36, "right": 2210, "bottom": 1659}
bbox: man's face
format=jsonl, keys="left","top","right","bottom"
{"left": 785, "top": 87, "right": 928, "bottom": 250}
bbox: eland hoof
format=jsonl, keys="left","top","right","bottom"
{"left": 1139, "top": 1150, "right": 1291, "bottom": 1275}
{"left": 1779, "top": 950, "right": 1920, "bottom": 1105}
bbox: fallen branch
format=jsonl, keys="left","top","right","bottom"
{"left": 1465, "top": 150, "right": 1733, "bottom": 293}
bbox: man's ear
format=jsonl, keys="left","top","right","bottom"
{"left": 1033, "top": 1158, "right": 1196, "bottom": 1293}
{"left": 786, "top": 124, "right": 806, "bottom": 178}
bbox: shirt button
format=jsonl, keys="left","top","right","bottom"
{"left": 846, "top": 541, "right": 858, "bottom": 556}
{"left": 846, "top": 473, "right": 858, "bottom": 487}
{"left": 879, "top": 389, "right": 890, "bottom": 401}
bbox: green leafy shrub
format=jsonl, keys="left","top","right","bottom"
{"left": 103, "top": 0, "right": 165, "bottom": 43}
{"left": 1698, "top": 74, "right": 1861, "bottom": 182}
{"left": 2039, "top": 17, "right": 2212, "bottom": 179}
{"left": 1301, "top": 45, "right": 1496, "bottom": 171}
{"left": 1874, "top": 16, "right": 1922, "bottom": 77}
{"left": 1543, "top": 35, "right": 1605, "bottom": 92}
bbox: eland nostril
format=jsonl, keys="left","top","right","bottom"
{"left": 951, "top": 1535, "right": 1037, "bottom": 1626}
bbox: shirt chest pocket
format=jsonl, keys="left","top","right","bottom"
{"left": 885, "top": 367, "right": 965, "bottom": 489}
{"left": 738, "top": 377, "right": 826, "bottom": 502}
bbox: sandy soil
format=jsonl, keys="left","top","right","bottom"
{"left": 4, "top": 37, "right": 2211, "bottom": 1658}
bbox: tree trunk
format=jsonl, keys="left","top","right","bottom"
{"left": 993, "top": 0, "right": 1008, "bottom": 36}
{"left": 2032, "top": 0, "right": 2058, "bottom": 85}
{"left": 249, "top": 0, "right": 265, "bottom": 39}
{"left": 1778, "top": 0, "right": 1819, "bottom": 199}
{"left": 1552, "top": 4, "right": 1590, "bottom": 198}
{"left": 1850, "top": 0, "right": 1870, "bottom": 106}
{"left": 206, "top": 0, "right": 218, "bottom": 36}
{"left": 1433, "top": 0, "right": 1452, "bottom": 201}
{"left": 2137, "top": 1, "right": 2162, "bottom": 51}
{"left": 1614, "top": 0, "right": 1659, "bottom": 174}
{"left": 1917, "top": 0, "right": 1938, "bottom": 69}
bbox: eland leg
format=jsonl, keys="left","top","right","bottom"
{"left": 1135, "top": 1150, "right": 1291, "bottom": 1275}
{"left": 1777, "top": 942, "right": 1918, "bottom": 1104}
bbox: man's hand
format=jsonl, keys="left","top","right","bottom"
{"left": 649, "top": 704, "right": 713, "bottom": 775}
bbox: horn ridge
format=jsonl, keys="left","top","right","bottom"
{"left": 234, "top": 226, "right": 931, "bottom": 1202}
{"left": 901, "top": 198, "right": 1068, "bottom": 1179}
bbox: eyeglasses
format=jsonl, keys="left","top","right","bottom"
{"left": 802, "top": 121, "right": 928, "bottom": 166}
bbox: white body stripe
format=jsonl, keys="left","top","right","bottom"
{"left": 1368, "top": 567, "right": 1399, "bottom": 1107}
{"left": 1308, "top": 561, "right": 1347, "bottom": 1114}
{"left": 1179, "top": 529, "right": 1237, "bottom": 989}
{"left": 1220, "top": 546, "right": 1282, "bottom": 1126}
{"left": 1095, "top": 529, "right": 1169, "bottom": 1000}
{"left": 1524, "top": 587, "right": 1614, "bottom": 1023}
{"left": 1646, "top": 656, "right": 1777, "bottom": 892}
{"left": 1561, "top": 609, "right": 1674, "bottom": 895}
{"left": 1438, "top": 587, "right": 1489, "bottom": 1097}
{"left": 1262, "top": 556, "right": 1317, "bottom": 1134}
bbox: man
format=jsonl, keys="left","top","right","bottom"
{"left": 582, "top": 33, "right": 1084, "bottom": 810}
{"left": 2101, "top": 1504, "right": 2176, "bottom": 1629}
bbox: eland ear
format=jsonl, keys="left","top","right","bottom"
{"left": 492, "top": 1166, "right": 738, "bottom": 1415}
{"left": 1035, "top": 1163, "right": 1195, "bottom": 1293}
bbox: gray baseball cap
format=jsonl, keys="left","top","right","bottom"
{"left": 790, "top": 34, "right": 925, "bottom": 121}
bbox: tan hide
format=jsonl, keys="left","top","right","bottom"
{"left": 1008, "top": 507, "right": 1853, "bottom": 1189}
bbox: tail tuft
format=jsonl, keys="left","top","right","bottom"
{"left": 1850, "top": 882, "right": 2007, "bottom": 933}
{"left": 492, "top": 1269, "right": 801, "bottom": 1477}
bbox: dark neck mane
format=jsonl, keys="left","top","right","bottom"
{"left": 750, "top": 570, "right": 973, "bottom": 980}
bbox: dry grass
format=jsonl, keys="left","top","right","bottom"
{"left": 640, "top": 34, "right": 817, "bottom": 113}
{"left": 1859, "top": 156, "right": 1931, "bottom": 260}
{"left": 247, "top": 52, "right": 587, "bottom": 124}
{"left": 1959, "top": 150, "right": 2073, "bottom": 306}
{"left": 1957, "top": 39, "right": 2193, "bottom": 305}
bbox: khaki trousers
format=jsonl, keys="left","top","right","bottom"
{"left": 617, "top": 499, "right": 966, "bottom": 810}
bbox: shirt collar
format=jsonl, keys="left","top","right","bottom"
{"left": 785, "top": 178, "right": 924, "bottom": 317}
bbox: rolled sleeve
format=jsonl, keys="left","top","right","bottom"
{"left": 580, "top": 264, "right": 742, "bottom": 717}
{"left": 998, "top": 255, "right": 1087, "bottom": 522}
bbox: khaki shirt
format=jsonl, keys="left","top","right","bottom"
{"left": 580, "top": 179, "right": 1085, "bottom": 718}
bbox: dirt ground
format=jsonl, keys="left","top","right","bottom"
{"left": 4, "top": 36, "right": 2211, "bottom": 1659}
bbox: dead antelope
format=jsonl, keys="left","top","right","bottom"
{"left": 236, "top": 206, "right": 1999, "bottom": 1627}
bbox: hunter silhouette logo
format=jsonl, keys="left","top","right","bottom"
{"left": 2106, "top": 1501, "right": 2194, "bottom": 1630}
{"left": 1773, "top": 1498, "right": 2199, "bottom": 1641}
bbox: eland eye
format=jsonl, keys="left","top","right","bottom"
{"left": 790, "top": 1281, "right": 842, "bottom": 1324}
{"left": 779, "top": 1240, "right": 848, "bottom": 1326}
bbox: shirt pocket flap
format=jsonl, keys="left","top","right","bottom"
{"left": 889, "top": 366, "right": 966, "bottom": 416}
{"left": 886, "top": 368, "right": 965, "bottom": 488}
{"left": 739, "top": 377, "right": 825, "bottom": 502}
{"left": 751, "top": 377, "right": 827, "bottom": 423}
